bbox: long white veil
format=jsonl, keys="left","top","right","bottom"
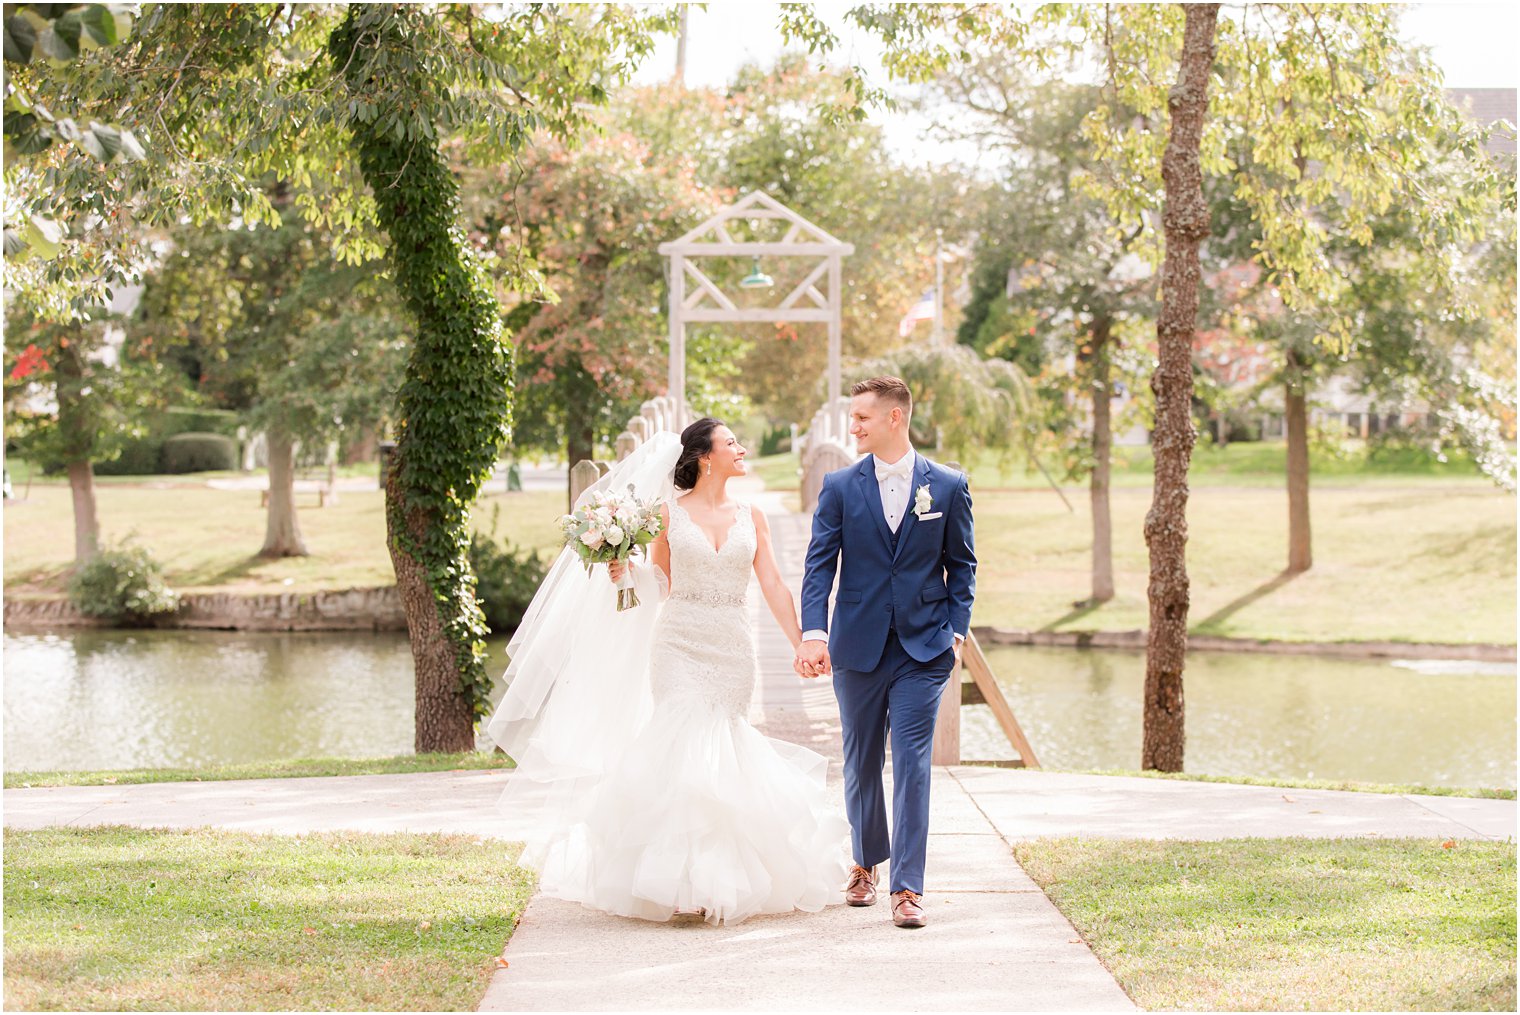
{"left": 484, "top": 431, "right": 681, "bottom": 846}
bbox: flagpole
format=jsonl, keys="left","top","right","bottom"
{"left": 932, "top": 228, "right": 944, "bottom": 347}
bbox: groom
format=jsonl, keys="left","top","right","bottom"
{"left": 796, "top": 375, "right": 976, "bottom": 929}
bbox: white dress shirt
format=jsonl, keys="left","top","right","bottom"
{"left": 875, "top": 448, "right": 915, "bottom": 534}
{"left": 802, "top": 447, "right": 962, "bottom": 648}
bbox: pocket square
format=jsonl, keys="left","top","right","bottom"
{"left": 917, "top": 511, "right": 943, "bottom": 520}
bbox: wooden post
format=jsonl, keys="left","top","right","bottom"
{"left": 827, "top": 256, "right": 842, "bottom": 401}
{"left": 669, "top": 257, "right": 686, "bottom": 415}
{"left": 932, "top": 652, "right": 962, "bottom": 765}
{"left": 962, "top": 633, "right": 1041, "bottom": 769}
{"left": 569, "top": 459, "right": 601, "bottom": 509}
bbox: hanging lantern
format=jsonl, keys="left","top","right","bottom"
{"left": 739, "top": 256, "right": 774, "bottom": 289}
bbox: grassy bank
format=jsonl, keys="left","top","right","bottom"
{"left": 753, "top": 445, "right": 1514, "bottom": 643}
{"left": 4, "top": 751, "right": 515, "bottom": 789}
{"left": 4, "top": 485, "right": 565, "bottom": 597}
{"left": 4, "top": 826, "right": 534, "bottom": 1011}
{"left": 1016, "top": 836, "right": 1516, "bottom": 1011}
{"left": 969, "top": 482, "right": 1515, "bottom": 644}
{"left": 6, "top": 447, "right": 1513, "bottom": 644}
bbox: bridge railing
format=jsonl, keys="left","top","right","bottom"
{"left": 798, "top": 396, "right": 857, "bottom": 511}
{"left": 568, "top": 395, "right": 690, "bottom": 507}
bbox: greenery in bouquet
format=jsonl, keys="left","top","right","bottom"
{"left": 561, "top": 488, "right": 665, "bottom": 609}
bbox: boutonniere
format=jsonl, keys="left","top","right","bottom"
{"left": 913, "top": 484, "right": 933, "bottom": 518}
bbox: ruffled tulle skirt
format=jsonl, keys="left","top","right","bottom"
{"left": 521, "top": 691, "right": 851, "bottom": 926}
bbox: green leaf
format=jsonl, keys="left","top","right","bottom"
{"left": 20, "top": 213, "right": 64, "bottom": 260}
{"left": 3, "top": 12, "right": 39, "bottom": 63}
{"left": 3, "top": 227, "right": 27, "bottom": 258}
{"left": 78, "top": 4, "right": 122, "bottom": 49}
{"left": 38, "top": 11, "right": 83, "bottom": 64}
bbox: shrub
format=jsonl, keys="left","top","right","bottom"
{"left": 68, "top": 542, "right": 180, "bottom": 622}
{"left": 95, "top": 408, "right": 243, "bottom": 476}
{"left": 469, "top": 505, "right": 548, "bottom": 637}
{"left": 160, "top": 432, "right": 238, "bottom": 474}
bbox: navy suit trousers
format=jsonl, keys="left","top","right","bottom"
{"left": 832, "top": 630, "right": 953, "bottom": 895}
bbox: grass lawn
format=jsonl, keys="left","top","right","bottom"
{"left": 3, "top": 751, "right": 515, "bottom": 789}
{"left": 752, "top": 441, "right": 1495, "bottom": 492}
{"left": 1060, "top": 769, "right": 1516, "bottom": 801}
{"left": 970, "top": 482, "right": 1515, "bottom": 644}
{"left": 3, "top": 826, "right": 534, "bottom": 1011}
{"left": 3, "top": 484, "right": 566, "bottom": 597}
{"left": 750, "top": 445, "right": 1515, "bottom": 643}
{"left": 1016, "top": 836, "right": 1516, "bottom": 1011}
{"left": 7, "top": 446, "right": 1513, "bottom": 644}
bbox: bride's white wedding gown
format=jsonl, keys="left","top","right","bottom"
{"left": 527, "top": 497, "right": 849, "bottom": 925}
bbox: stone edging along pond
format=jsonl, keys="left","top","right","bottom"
{"left": 976, "top": 626, "right": 1517, "bottom": 663}
{"left": 3, "top": 592, "right": 1513, "bottom": 662}
{"left": 3, "top": 587, "right": 407, "bottom": 632}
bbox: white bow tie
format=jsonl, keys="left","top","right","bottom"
{"left": 874, "top": 456, "right": 914, "bottom": 483}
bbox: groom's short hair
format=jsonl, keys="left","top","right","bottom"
{"left": 851, "top": 375, "right": 912, "bottom": 418}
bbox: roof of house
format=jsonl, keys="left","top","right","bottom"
{"left": 1446, "top": 87, "right": 1517, "bottom": 157}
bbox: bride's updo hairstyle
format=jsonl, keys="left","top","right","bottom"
{"left": 673, "top": 417, "right": 724, "bottom": 491}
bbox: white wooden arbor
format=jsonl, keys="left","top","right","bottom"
{"left": 657, "top": 191, "right": 854, "bottom": 413}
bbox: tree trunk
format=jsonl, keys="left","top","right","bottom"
{"left": 1090, "top": 314, "right": 1115, "bottom": 604}
{"left": 1141, "top": 2, "right": 1218, "bottom": 774}
{"left": 331, "top": 6, "right": 513, "bottom": 754}
{"left": 54, "top": 342, "right": 100, "bottom": 562}
{"left": 66, "top": 460, "right": 100, "bottom": 562}
{"left": 260, "top": 427, "right": 309, "bottom": 557}
{"left": 343, "top": 424, "right": 378, "bottom": 466}
{"left": 567, "top": 410, "right": 595, "bottom": 512}
{"left": 1285, "top": 356, "right": 1312, "bottom": 573}
{"left": 384, "top": 460, "right": 478, "bottom": 753}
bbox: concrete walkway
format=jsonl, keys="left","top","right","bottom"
{"left": 6, "top": 768, "right": 1511, "bottom": 1011}
{"left": 5, "top": 486, "right": 1514, "bottom": 1011}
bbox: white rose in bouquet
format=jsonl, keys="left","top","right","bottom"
{"left": 564, "top": 486, "right": 667, "bottom": 610}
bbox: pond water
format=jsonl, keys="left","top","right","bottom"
{"left": 4, "top": 629, "right": 1514, "bottom": 788}
{"left": 962, "top": 646, "right": 1516, "bottom": 788}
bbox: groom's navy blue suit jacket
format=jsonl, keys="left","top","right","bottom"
{"left": 801, "top": 453, "right": 976, "bottom": 673}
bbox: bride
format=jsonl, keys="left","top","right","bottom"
{"left": 485, "top": 418, "right": 849, "bottom": 925}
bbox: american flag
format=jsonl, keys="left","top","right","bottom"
{"left": 898, "top": 289, "right": 935, "bottom": 338}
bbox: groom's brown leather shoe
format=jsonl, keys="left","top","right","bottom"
{"left": 844, "top": 865, "right": 878, "bottom": 906}
{"left": 891, "top": 890, "right": 926, "bottom": 928}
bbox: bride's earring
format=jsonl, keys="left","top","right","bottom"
{"left": 705, "top": 459, "right": 712, "bottom": 477}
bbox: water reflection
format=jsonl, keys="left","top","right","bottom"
{"left": 964, "top": 645, "right": 1517, "bottom": 788}
{"left": 4, "top": 630, "right": 1514, "bottom": 788}
{"left": 3, "top": 629, "right": 512, "bottom": 772}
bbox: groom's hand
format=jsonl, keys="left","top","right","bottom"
{"left": 797, "top": 638, "right": 831, "bottom": 678}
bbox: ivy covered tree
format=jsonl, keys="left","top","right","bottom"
{"left": 8, "top": 1, "right": 677, "bottom": 751}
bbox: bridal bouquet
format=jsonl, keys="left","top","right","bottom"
{"left": 561, "top": 488, "right": 665, "bottom": 611}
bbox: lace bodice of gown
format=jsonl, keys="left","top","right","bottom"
{"left": 649, "top": 496, "right": 757, "bottom": 718}
{"left": 665, "top": 496, "right": 754, "bottom": 606}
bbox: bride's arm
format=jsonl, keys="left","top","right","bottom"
{"left": 751, "top": 508, "right": 803, "bottom": 650}
{"left": 650, "top": 503, "right": 672, "bottom": 586}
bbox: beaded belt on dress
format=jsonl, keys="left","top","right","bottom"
{"left": 669, "top": 589, "right": 746, "bottom": 607}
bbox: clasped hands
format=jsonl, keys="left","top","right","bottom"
{"left": 793, "top": 639, "right": 830, "bottom": 680}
